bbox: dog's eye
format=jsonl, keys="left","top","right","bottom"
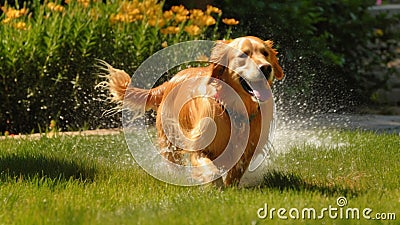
{"left": 262, "top": 50, "right": 269, "bottom": 57}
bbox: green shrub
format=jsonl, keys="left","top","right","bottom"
{"left": 218, "top": 0, "right": 400, "bottom": 113}
{"left": 0, "top": 0, "right": 237, "bottom": 134}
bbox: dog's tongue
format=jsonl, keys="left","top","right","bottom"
{"left": 250, "top": 81, "right": 271, "bottom": 102}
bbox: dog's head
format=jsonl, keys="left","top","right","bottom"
{"left": 210, "top": 36, "right": 284, "bottom": 102}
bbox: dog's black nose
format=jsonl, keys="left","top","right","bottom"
{"left": 260, "top": 64, "right": 272, "bottom": 80}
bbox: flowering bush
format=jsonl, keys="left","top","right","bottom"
{"left": 0, "top": 0, "right": 239, "bottom": 134}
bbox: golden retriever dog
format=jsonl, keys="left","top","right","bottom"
{"left": 101, "top": 36, "right": 284, "bottom": 186}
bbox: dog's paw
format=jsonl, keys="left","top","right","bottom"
{"left": 191, "top": 164, "right": 222, "bottom": 185}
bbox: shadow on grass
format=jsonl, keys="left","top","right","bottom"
{"left": 0, "top": 154, "right": 97, "bottom": 182}
{"left": 258, "top": 170, "right": 357, "bottom": 196}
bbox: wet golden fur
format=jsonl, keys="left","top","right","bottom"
{"left": 100, "top": 36, "right": 284, "bottom": 186}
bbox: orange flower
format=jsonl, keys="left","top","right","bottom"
{"left": 190, "top": 9, "right": 215, "bottom": 27}
{"left": 192, "top": 15, "right": 215, "bottom": 27}
{"left": 148, "top": 17, "right": 165, "bottom": 27}
{"left": 174, "top": 14, "right": 188, "bottom": 23}
{"left": 161, "top": 41, "right": 168, "bottom": 48}
{"left": 141, "top": 0, "right": 158, "bottom": 10}
{"left": 13, "top": 21, "right": 27, "bottom": 30}
{"left": 206, "top": 5, "right": 221, "bottom": 15}
{"left": 90, "top": 8, "right": 100, "bottom": 20}
{"left": 184, "top": 25, "right": 201, "bottom": 36}
{"left": 1, "top": 7, "right": 28, "bottom": 19}
{"left": 222, "top": 18, "right": 239, "bottom": 26}
{"left": 161, "top": 26, "right": 180, "bottom": 35}
{"left": 202, "top": 15, "right": 216, "bottom": 26}
{"left": 110, "top": 13, "right": 124, "bottom": 23}
{"left": 54, "top": 5, "right": 64, "bottom": 12}
{"left": 126, "top": 8, "right": 140, "bottom": 16}
{"left": 171, "top": 5, "right": 188, "bottom": 16}
{"left": 190, "top": 9, "right": 204, "bottom": 18}
{"left": 1, "top": 17, "right": 12, "bottom": 24}
{"left": 110, "top": 1, "right": 149, "bottom": 23}
{"left": 47, "top": 2, "right": 64, "bottom": 12}
{"left": 163, "top": 10, "right": 174, "bottom": 20}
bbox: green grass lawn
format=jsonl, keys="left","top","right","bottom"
{"left": 0, "top": 131, "right": 399, "bottom": 225}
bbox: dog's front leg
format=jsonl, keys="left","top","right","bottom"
{"left": 190, "top": 153, "right": 224, "bottom": 187}
{"left": 224, "top": 149, "right": 254, "bottom": 186}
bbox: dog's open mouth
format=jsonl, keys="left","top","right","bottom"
{"left": 239, "top": 77, "right": 271, "bottom": 102}
{"left": 239, "top": 77, "right": 254, "bottom": 96}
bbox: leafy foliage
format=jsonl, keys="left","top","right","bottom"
{"left": 0, "top": 0, "right": 237, "bottom": 134}
{"left": 218, "top": 0, "right": 400, "bottom": 113}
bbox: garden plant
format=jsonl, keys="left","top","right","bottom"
{"left": 0, "top": 0, "right": 238, "bottom": 134}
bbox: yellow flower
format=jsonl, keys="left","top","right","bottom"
{"left": 184, "top": 25, "right": 201, "bottom": 36}
{"left": 161, "top": 26, "right": 180, "bottom": 35}
{"left": 222, "top": 18, "right": 239, "bottom": 26}
{"left": 171, "top": 5, "right": 188, "bottom": 16}
{"left": 54, "top": 5, "right": 64, "bottom": 12}
{"left": 13, "top": 21, "right": 27, "bottom": 30}
{"left": 374, "top": 28, "right": 384, "bottom": 37}
{"left": 1, "top": 17, "right": 12, "bottom": 24}
{"left": 110, "top": 13, "right": 125, "bottom": 23}
{"left": 111, "top": 1, "right": 147, "bottom": 23}
{"left": 206, "top": 5, "right": 221, "bottom": 15}
{"left": 189, "top": 9, "right": 215, "bottom": 27}
{"left": 78, "top": 0, "right": 90, "bottom": 8}
{"left": 132, "top": 14, "right": 143, "bottom": 21}
{"left": 190, "top": 9, "right": 204, "bottom": 18}
{"left": 90, "top": 8, "right": 100, "bottom": 20}
{"left": 174, "top": 14, "right": 188, "bottom": 23}
{"left": 161, "top": 41, "right": 168, "bottom": 48}
{"left": 163, "top": 10, "right": 174, "bottom": 21}
{"left": 2, "top": 7, "right": 28, "bottom": 19}
{"left": 168, "top": 5, "right": 190, "bottom": 23}
{"left": 47, "top": 2, "right": 55, "bottom": 9}
{"left": 193, "top": 16, "right": 215, "bottom": 27}
{"left": 202, "top": 15, "right": 216, "bottom": 26}
{"left": 145, "top": 8, "right": 157, "bottom": 16}
{"left": 47, "top": 2, "right": 64, "bottom": 12}
{"left": 127, "top": 8, "right": 140, "bottom": 16}
{"left": 148, "top": 17, "right": 165, "bottom": 27}
{"left": 138, "top": 1, "right": 160, "bottom": 17}
{"left": 142, "top": 0, "right": 158, "bottom": 10}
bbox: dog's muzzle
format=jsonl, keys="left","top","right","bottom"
{"left": 238, "top": 64, "right": 272, "bottom": 102}
{"left": 239, "top": 77, "right": 271, "bottom": 102}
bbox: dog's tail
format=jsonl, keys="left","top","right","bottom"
{"left": 97, "top": 61, "right": 165, "bottom": 118}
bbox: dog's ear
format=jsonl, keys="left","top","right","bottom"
{"left": 264, "top": 40, "right": 274, "bottom": 49}
{"left": 210, "top": 40, "right": 231, "bottom": 79}
{"left": 265, "top": 40, "right": 278, "bottom": 56}
{"left": 265, "top": 40, "right": 284, "bottom": 80}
